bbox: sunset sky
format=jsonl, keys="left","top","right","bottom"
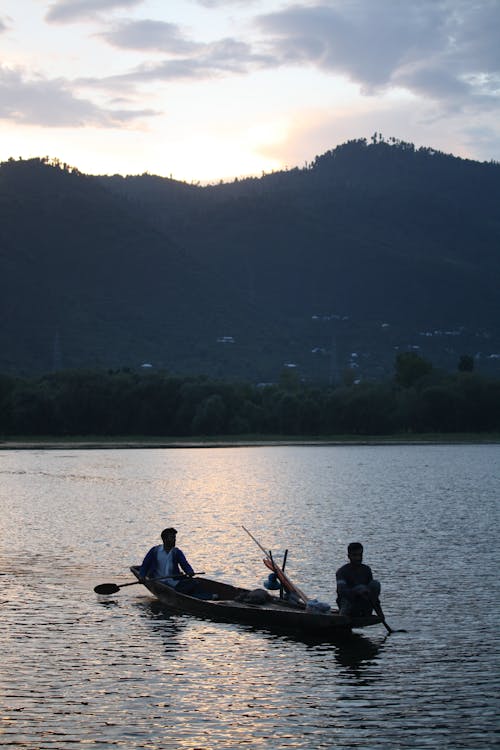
{"left": 1, "top": 0, "right": 499, "bottom": 182}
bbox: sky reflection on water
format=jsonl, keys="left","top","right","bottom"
{"left": 0, "top": 445, "right": 499, "bottom": 749}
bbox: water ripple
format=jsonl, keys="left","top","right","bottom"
{"left": 0, "top": 446, "right": 499, "bottom": 748}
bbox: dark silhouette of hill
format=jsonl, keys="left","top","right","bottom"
{"left": 0, "top": 157, "right": 259, "bottom": 376}
{"left": 1, "top": 137, "right": 499, "bottom": 381}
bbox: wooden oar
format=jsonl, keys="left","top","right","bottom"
{"left": 94, "top": 572, "right": 205, "bottom": 595}
{"left": 242, "top": 526, "right": 309, "bottom": 605}
{"left": 370, "top": 597, "right": 407, "bottom": 634}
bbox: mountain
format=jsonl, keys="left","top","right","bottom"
{"left": 1, "top": 137, "right": 499, "bottom": 382}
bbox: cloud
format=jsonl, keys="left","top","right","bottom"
{"left": 29, "top": 0, "right": 500, "bottom": 147}
{"left": 46, "top": 0, "right": 143, "bottom": 24}
{"left": 91, "top": 1, "right": 499, "bottom": 112}
{"left": 0, "top": 66, "right": 156, "bottom": 126}
{"left": 193, "top": 0, "right": 257, "bottom": 6}
{"left": 0, "top": 12, "right": 14, "bottom": 33}
{"left": 255, "top": 1, "right": 500, "bottom": 109}
{"left": 90, "top": 35, "right": 276, "bottom": 86}
{"left": 256, "top": 2, "right": 444, "bottom": 85}
{"left": 99, "top": 20, "right": 198, "bottom": 54}
{"left": 46, "top": 0, "right": 500, "bottom": 112}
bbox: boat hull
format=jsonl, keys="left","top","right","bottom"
{"left": 130, "top": 567, "right": 382, "bottom": 636}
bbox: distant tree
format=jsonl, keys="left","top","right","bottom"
{"left": 342, "top": 367, "right": 357, "bottom": 387}
{"left": 0, "top": 373, "right": 16, "bottom": 434}
{"left": 274, "top": 393, "right": 301, "bottom": 434}
{"left": 334, "top": 384, "right": 395, "bottom": 434}
{"left": 239, "top": 399, "right": 266, "bottom": 433}
{"left": 458, "top": 354, "right": 474, "bottom": 372}
{"left": 394, "top": 352, "right": 433, "bottom": 388}
{"left": 453, "top": 373, "right": 500, "bottom": 432}
{"left": 8, "top": 380, "right": 55, "bottom": 435}
{"left": 420, "top": 386, "right": 459, "bottom": 432}
{"left": 278, "top": 368, "right": 301, "bottom": 392}
{"left": 299, "top": 396, "right": 322, "bottom": 434}
{"left": 191, "top": 394, "right": 227, "bottom": 435}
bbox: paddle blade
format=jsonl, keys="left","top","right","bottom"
{"left": 94, "top": 583, "right": 120, "bottom": 595}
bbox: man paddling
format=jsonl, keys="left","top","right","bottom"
{"left": 336, "top": 542, "right": 381, "bottom": 617}
{"left": 139, "top": 527, "right": 196, "bottom": 593}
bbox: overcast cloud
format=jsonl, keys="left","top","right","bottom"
{"left": 35, "top": 1, "right": 500, "bottom": 112}
{"left": 80, "top": 1, "right": 500, "bottom": 113}
{"left": 0, "top": 67, "right": 156, "bottom": 126}
{"left": 90, "top": 32, "right": 277, "bottom": 87}
{"left": 194, "top": 1, "right": 257, "bottom": 6}
{"left": 256, "top": 1, "right": 500, "bottom": 109}
{"left": 45, "top": 0, "right": 143, "bottom": 24}
{"left": 99, "top": 19, "right": 199, "bottom": 54}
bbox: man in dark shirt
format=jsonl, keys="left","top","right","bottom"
{"left": 336, "top": 542, "right": 381, "bottom": 616}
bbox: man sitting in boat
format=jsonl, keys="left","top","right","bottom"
{"left": 139, "top": 527, "right": 196, "bottom": 594}
{"left": 336, "top": 542, "right": 381, "bottom": 617}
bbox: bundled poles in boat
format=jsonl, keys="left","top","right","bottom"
{"left": 280, "top": 549, "right": 288, "bottom": 599}
{"left": 242, "top": 526, "right": 309, "bottom": 605}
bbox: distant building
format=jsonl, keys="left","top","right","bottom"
{"left": 217, "top": 336, "right": 235, "bottom": 343}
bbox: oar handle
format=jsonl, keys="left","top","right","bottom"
{"left": 242, "top": 526, "right": 269, "bottom": 556}
{"left": 282, "top": 549, "right": 288, "bottom": 572}
{"left": 94, "top": 572, "right": 205, "bottom": 595}
{"left": 370, "top": 597, "right": 394, "bottom": 634}
{"left": 116, "top": 580, "right": 141, "bottom": 588}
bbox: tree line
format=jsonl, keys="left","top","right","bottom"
{"left": 0, "top": 353, "right": 498, "bottom": 437}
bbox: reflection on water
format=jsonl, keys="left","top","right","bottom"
{"left": 138, "top": 596, "right": 385, "bottom": 678}
{"left": 332, "top": 633, "right": 384, "bottom": 671}
{"left": 0, "top": 445, "right": 499, "bottom": 749}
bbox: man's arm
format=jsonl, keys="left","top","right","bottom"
{"left": 138, "top": 546, "right": 157, "bottom": 578}
{"left": 175, "top": 548, "right": 195, "bottom": 576}
{"left": 336, "top": 565, "right": 353, "bottom": 600}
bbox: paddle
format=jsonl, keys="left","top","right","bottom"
{"left": 242, "top": 525, "right": 309, "bottom": 605}
{"left": 94, "top": 572, "right": 205, "bottom": 595}
{"left": 370, "top": 596, "right": 407, "bottom": 634}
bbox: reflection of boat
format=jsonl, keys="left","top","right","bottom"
{"left": 334, "top": 632, "right": 384, "bottom": 668}
{"left": 130, "top": 567, "right": 382, "bottom": 637}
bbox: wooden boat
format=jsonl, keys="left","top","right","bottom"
{"left": 130, "top": 566, "right": 382, "bottom": 637}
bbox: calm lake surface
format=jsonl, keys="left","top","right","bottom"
{"left": 0, "top": 445, "right": 499, "bottom": 749}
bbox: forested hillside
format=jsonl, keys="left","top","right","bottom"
{"left": 1, "top": 137, "right": 499, "bottom": 382}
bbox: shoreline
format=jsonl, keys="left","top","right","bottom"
{"left": 1, "top": 434, "right": 499, "bottom": 450}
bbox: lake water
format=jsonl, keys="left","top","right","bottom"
{"left": 0, "top": 444, "right": 499, "bottom": 749}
